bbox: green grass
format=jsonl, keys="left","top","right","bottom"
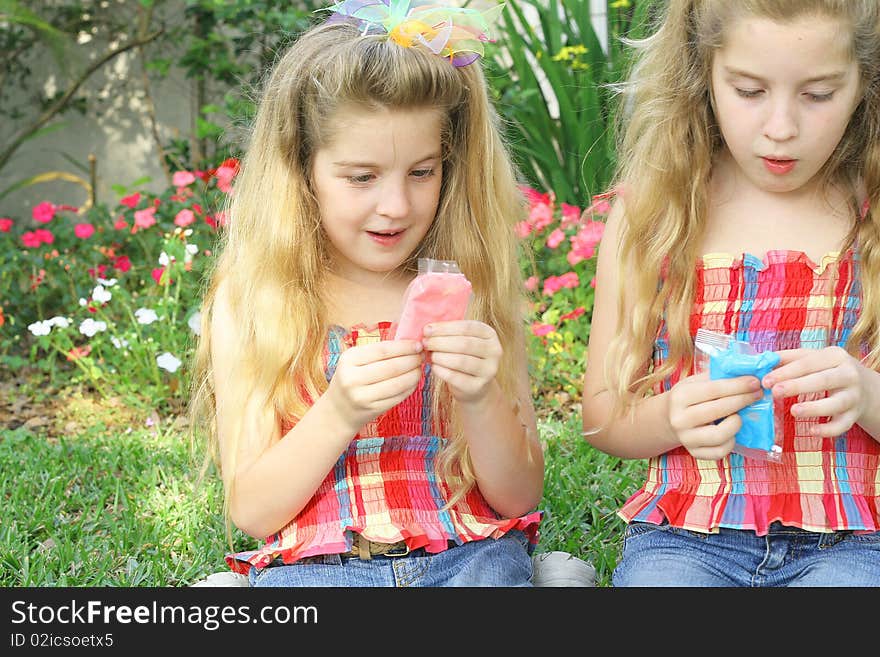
{"left": 0, "top": 399, "right": 644, "bottom": 587}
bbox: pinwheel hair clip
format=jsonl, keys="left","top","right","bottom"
{"left": 321, "top": 0, "right": 504, "bottom": 67}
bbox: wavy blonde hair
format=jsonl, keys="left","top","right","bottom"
{"left": 605, "top": 0, "right": 880, "bottom": 415}
{"left": 189, "top": 20, "right": 529, "bottom": 523}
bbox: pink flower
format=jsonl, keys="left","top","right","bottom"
{"left": 120, "top": 193, "right": 141, "bottom": 209}
{"left": 524, "top": 276, "right": 538, "bottom": 292}
{"left": 528, "top": 202, "right": 554, "bottom": 233}
{"left": 34, "top": 229, "right": 54, "bottom": 245}
{"left": 542, "top": 272, "right": 579, "bottom": 296}
{"left": 546, "top": 228, "right": 565, "bottom": 250}
{"left": 174, "top": 209, "right": 195, "bottom": 227}
{"left": 21, "top": 231, "right": 41, "bottom": 248}
{"left": 514, "top": 220, "right": 532, "bottom": 239}
{"left": 519, "top": 186, "right": 551, "bottom": 208}
{"left": 134, "top": 207, "right": 157, "bottom": 230}
{"left": 567, "top": 220, "right": 605, "bottom": 266}
{"left": 74, "top": 223, "right": 95, "bottom": 239}
{"left": 152, "top": 267, "right": 172, "bottom": 285}
{"left": 214, "top": 210, "right": 229, "bottom": 227}
{"left": 32, "top": 201, "right": 56, "bottom": 224}
{"left": 0, "top": 218, "right": 12, "bottom": 232}
{"left": 215, "top": 165, "right": 236, "bottom": 194}
{"left": 114, "top": 218, "right": 128, "bottom": 230}
{"left": 531, "top": 322, "right": 556, "bottom": 337}
{"left": 561, "top": 203, "right": 581, "bottom": 228}
{"left": 66, "top": 345, "right": 92, "bottom": 361}
{"left": 585, "top": 191, "right": 614, "bottom": 216}
{"left": 172, "top": 171, "right": 196, "bottom": 187}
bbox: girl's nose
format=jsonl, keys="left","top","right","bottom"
{"left": 376, "top": 177, "right": 411, "bottom": 218}
{"left": 763, "top": 100, "right": 799, "bottom": 142}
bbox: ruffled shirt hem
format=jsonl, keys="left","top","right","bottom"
{"left": 226, "top": 511, "right": 543, "bottom": 574}
{"left": 618, "top": 487, "right": 879, "bottom": 537}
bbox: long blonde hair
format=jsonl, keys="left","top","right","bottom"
{"left": 605, "top": 0, "right": 880, "bottom": 414}
{"left": 189, "top": 20, "right": 528, "bottom": 520}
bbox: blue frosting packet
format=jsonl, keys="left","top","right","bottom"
{"left": 709, "top": 347, "right": 781, "bottom": 453}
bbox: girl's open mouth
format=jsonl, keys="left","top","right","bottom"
{"left": 366, "top": 230, "right": 405, "bottom": 245}
{"left": 762, "top": 158, "right": 797, "bottom": 175}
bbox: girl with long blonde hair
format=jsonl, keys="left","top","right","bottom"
{"left": 189, "top": 2, "right": 544, "bottom": 586}
{"left": 583, "top": 0, "right": 880, "bottom": 586}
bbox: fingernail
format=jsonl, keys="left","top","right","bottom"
{"left": 763, "top": 377, "right": 774, "bottom": 388}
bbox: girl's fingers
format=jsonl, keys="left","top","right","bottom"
{"left": 422, "top": 321, "right": 493, "bottom": 339}
{"left": 428, "top": 351, "right": 486, "bottom": 375}
{"left": 346, "top": 340, "right": 422, "bottom": 366}
{"left": 790, "top": 391, "right": 854, "bottom": 420}
{"left": 807, "top": 410, "right": 858, "bottom": 438}
{"left": 768, "top": 367, "right": 851, "bottom": 400}
{"left": 688, "top": 390, "right": 765, "bottom": 427}
{"left": 354, "top": 354, "right": 425, "bottom": 386}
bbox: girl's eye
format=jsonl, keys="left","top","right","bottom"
{"left": 805, "top": 92, "right": 834, "bottom": 102}
{"left": 411, "top": 168, "right": 435, "bottom": 179}
{"left": 735, "top": 88, "right": 763, "bottom": 99}
{"left": 347, "top": 173, "right": 374, "bottom": 184}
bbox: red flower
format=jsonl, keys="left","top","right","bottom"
{"left": 32, "top": 201, "right": 56, "bottom": 224}
{"left": 0, "top": 217, "right": 12, "bottom": 232}
{"left": 67, "top": 345, "right": 92, "bottom": 361}
{"left": 152, "top": 267, "right": 172, "bottom": 285}
{"left": 114, "top": 255, "right": 132, "bottom": 273}
{"left": 0, "top": 306, "right": 5, "bottom": 328}
{"left": 34, "top": 229, "right": 54, "bottom": 245}
{"left": 120, "top": 193, "right": 141, "bottom": 209}
{"left": 560, "top": 307, "right": 586, "bottom": 322}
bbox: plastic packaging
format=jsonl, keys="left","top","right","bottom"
{"left": 693, "top": 328, "right": 783, "bottom": 462}
{"left": 394, "top": 258, "right": 473, "bottom": 340}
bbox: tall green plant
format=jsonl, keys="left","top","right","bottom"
{"left": 485, "top": 0, "right": 657, "bottom": 206}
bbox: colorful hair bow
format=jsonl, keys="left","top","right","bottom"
{"left": 321, "top": 0, "right": 504, "bottom": 67}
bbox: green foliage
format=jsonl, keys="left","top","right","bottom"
{"left": 518, "top": 185, "right": 610, "bottom": 418}
{"left": 0, "top": 160, "right": 234, "bottom": 410}
{"left": 485, "top": 0, "right": 659, "bottom": 206}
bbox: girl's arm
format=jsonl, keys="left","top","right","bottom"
{"left": 211, "top": 283, "right": 424, "bottom": 539}
{"left": 423, "top": 323, "right": 544, "bottom": 517}
{"left": 581, "top": 201, "right": 761, "bottom": 460}
{"left": 460, "top": 343, "right": 544, "bottom": 518}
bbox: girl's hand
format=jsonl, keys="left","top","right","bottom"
{"left": 326, "top": 340, "right": 424, "bottom": 431}
{"left": 762, "top": 347, "right": 874, "bottom": 437}
{"left": 421, "top": 320, "right": 502, "bottom": 405}
{"left": 666, "top": 371, "right": 764, "bottom": 460}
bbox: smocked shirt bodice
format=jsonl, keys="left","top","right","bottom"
{"left": 228, "top": 322, "right": 541, "bottom": 573}
{"left": 619, "top": 249, "right": 880, "bottom": 536}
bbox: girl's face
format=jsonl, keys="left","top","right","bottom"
{"left": 710, "top": 14, "right": 862, "bottom": 196}
{"left": 311, "top": 105, "right": 443, "bottom": 283}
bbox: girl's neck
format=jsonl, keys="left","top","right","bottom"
{"left": 323, "top": 267, "right": 414, "bottom": 329}
{"left": 704, "top": 153, "right": 855, "bottom": 261}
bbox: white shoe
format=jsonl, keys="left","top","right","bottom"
{"left": 191, "top": 571, "right": 250, "bottom": 587}
{"left": 531, "top": 551, "right": 596, "bottom": 587}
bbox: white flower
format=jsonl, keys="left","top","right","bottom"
{"left": 185, "top": 244, "right": 198, "bottom": 255}
{"left": 183, "top": 229, "right": 193, "bottom": 237}
{"left": 92, "top": 285, "right": 112, "bottom": 304}
{"left": 28, "top": 320, "right": 52, "bottom": 336}
{"left": 97, "top": 277, "right": 117, "bottom": 287}
{"left": 158, "top": 251, "right": 171, "bottom": 267}
{"left": 135, "top": 308, "right": 159, "bottom": 325}
{"left": 79, "top": 298, "right": 87, "bottom": 307}
{"left": 187, "top": 311, "right": 202, "bottom": 336}
{"left": 48, "top": 316, "right": 70, "bottom": 329}
{"left": 79, "top": 318, "right": 107, "bottom": 337}
{"left": 110, "top": 336, "right": 129, "bottom": 349}
{"left": 156, "top": 352, "right": 182, "bottom": 373}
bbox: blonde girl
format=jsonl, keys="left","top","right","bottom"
{"left": 189, "top": 1, "right": 544, "bottom": 587}
{"left": 583, "top": 0, "right": 880, "bottom": 586}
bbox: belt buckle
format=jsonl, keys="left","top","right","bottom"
{"left": 382, "top": 543, "right": 411, "bottom": 558}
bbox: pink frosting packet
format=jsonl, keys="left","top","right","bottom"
{"left": 394, "top": 259, "right": 473, "bottom": 341}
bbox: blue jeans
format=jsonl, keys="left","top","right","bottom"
{"left": 249, "top": 530, "right": 533, "bottom": 587}
{"left": 613, "top": 521, "right": 880, "bottom": 587}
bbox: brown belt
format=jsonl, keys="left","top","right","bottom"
{"left": 343, "top": 533, "right": 411, "bottom": 560}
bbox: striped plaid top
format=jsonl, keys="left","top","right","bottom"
{"left": 228, "top": 322, "right": 541, "bottom": 573}
{"left": 619, "top": 248, "right": 880, "bottom": 536}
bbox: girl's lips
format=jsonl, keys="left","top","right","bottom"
{"left": 762, "top": 157, "right": 797, "bottom": 175}
{"left": 366, "top": 229, "right": 405, "bottom": 246}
